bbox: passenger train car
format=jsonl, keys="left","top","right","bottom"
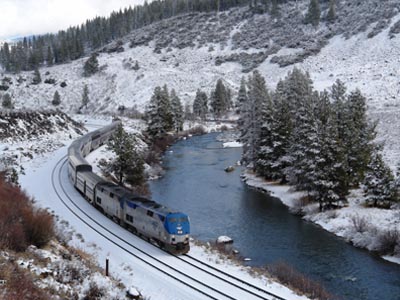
{"left": 67, "top": 121, "right": 190, "bottom": 254}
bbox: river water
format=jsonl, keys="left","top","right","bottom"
{"left": 149, "top": 133, "right": 400, "bottom": 300}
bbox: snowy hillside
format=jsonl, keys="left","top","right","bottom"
{"left": 1, "top": 0, "right": 400, "bottom": 164}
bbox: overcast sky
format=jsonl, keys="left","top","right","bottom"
{"left": 0, "top": 0, "right": 146, "bottom": 40}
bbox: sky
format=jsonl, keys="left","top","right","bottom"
{"left": 0, "top": 0, "right": 146, "bottom": 40}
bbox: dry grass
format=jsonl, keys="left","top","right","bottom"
{"left": 350, "top": 214, "right": 369, "bottom": 233}
{"left": 267, "top": 262, "right": 336, "bottom": 300}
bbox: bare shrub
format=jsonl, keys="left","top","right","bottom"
{"left": 188, "top": 125, "right": 206, "bottom": 135}
{"left": 351, "top": 214, "right": 369, "bottom": 233}
{"left": 267, "top": 261, "right": 335, "bottom": 300}
{"left": 23, "top": 208, "right": 55, "bottom": 248}
{"left": 376, "top": 229, "right": 400, "bottom": 255}
{"left": 0, "top": 174, "right": 54, "bottom": 251}
{"left": 0, "top": 263, "right": 51, "bottom": 300}
{"left": 83, "top": 281, "right": 106, "bottom": 300}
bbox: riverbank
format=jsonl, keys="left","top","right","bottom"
{"left": 242, "top": 170, "right": 400, "bottom": 265}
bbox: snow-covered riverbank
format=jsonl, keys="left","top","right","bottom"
{"left": 243, "top": 170, "right": 400, "bottom": 265}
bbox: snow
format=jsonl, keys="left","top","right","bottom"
{"left": 223, "top": 141, "right": 243, "bottom": 148}
{"left": 217, "top": 236, "right": 234, "bottom": 244}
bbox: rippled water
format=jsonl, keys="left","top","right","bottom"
{"left": 149, "top": 133, "right": 400, "bottom": 300}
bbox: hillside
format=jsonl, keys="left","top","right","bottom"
{"left": 1, "top": 0, "right": 400, "bottom": 164}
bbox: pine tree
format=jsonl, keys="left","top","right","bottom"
{"left": 83, "top": 53, "right": 99, "bottom": 77}
{"left": 107, "top": 124, "right": 145, "bottom": 186}
{"left": 210, "top": 79, "right": 230, "bottom": 118}
{"left": 326, "top": 0, "right": 336, "bottom": 23}
{"left": 145, "top": 85, "right": 173, "bottom": 138}
{"left": 193, "top": 89, "right": 208, "bottom": 120}
{"left": 46, "top": 46, "right": 54, "bottom": 66}
{"left": 241, "top": 70, "right": 269, "bottom": 165}
{"left": 236, "top": 77, "right": 248, "bottom": 132}
{"left": 305, "top": 0, "right": 320, "bottom": 27}
{"left": 345, "top": 89, "right": 377, "bottom": 186}
{"left": 32, "top": 67, "right": 42, "bottom": 85}
{"left": 170, "top": 89, "right": 184, "bottom": 132}
{"left": 364, "top": 151, "right": 398, "bottom": 207}
{"left": 81, "top": 84, "right": 90, "bottom": 108}
{"left": 52, "top": 91, "right": 61, "bottom": 106}
{"left": 1, "top": 93, "right": 13, "bottom": 109}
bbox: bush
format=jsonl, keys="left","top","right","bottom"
{"left": 376, "top": 229, "right": 399, "bottom": 255}
{"left": 0, "top": 174, "right": 55, "bottom": 251}
{"left": 351, "top": 214, "right": 369, "bottom": 233}
{"left": 2, "top": 93, "right": 13, "bottom": 109}
{"left": 83, "top": 282, "right": 106, "bottom": 300}
{"left": 267, "top": 261, "right": 334, "bottom": 300}
{"left": 188, "top": 125, "right": 206, "bottom": 136}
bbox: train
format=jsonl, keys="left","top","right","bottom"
{"left": 67, "top": 120, "right": 190, "bottom": 254}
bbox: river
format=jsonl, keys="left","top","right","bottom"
{"left": 149, "top": 133, "right": 400, "bottom": 300}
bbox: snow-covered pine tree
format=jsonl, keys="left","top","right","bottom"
{"left": 236, "top": 77, "right": 248, "bottom": 134}
{"left": 210, "top": 79, "right": 230, "bottom": 118}
{"left": 83, "top": 53, "right": 99, "bottom": 77}
{"left": 52, "top": 91, "right": 61, "bottom": 106}
{"left": 312, "top": 91, "right": 349, "bottom": 210}
{"left": 193, "top": 89, "right": 208, "bottom": 120}
{"left": 170, "top": 89, "right": 184, "bottom": 132}
{"left": 241, "top": 70, "right": 269, "bottom": 165}
{"left": 305, "top": 0, "right": 321, "bottom": 27}
{"left": 345, "top": 89, "right": 377, "bottom": 187}
{"left": 81, "top": 84, "right": 90, "bottom": 108}
{"left": 161, "top": 84, "right": 174, "bottom": 132}
{"left": 326, "top": 0, "right": 336, "bottom": 23}
{"left": 107, "top": 124, "right": 145, "bottom": 186}
{"left": 284, "top": 89, "right": 318, "bottom": 193}
{"left": 146, "top": 85, "right": 173, "bottom": 138}
{"left": 1, "top": 93, "right": 13, "bottom": 109}
{"left": 32, "top": 67, "right": 42, "bottom": 85}
{"left": 364, "top": 151, "right": 398, "bottom": 207}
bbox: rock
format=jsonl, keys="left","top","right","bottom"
{"left": 126, "top": 286, "right": 141, "bottom": 299}
{"left": 216, "top": 236, "right": 233, "bottom": 244}
{"left": 224, "top": 166, "right": 235, "bottom": 172}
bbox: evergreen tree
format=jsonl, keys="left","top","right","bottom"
{"left": 241, "top": 70, "right": 269, "bottom": 165}
{"left": 345, "top": 89, "right": 377, "bottom": 186}
{"left": 193, "top": 89, "right": 208, "bottom": 120}
{"left": 145, "top": 85, "right": 174, "bottom": 138}
{"left": 46, "top": 46, "right": 54, "bottom": 66}
{"left": 52, "top": 91, "right": 61, "bottom": 106}
{"left": 236, "top": 77, "right": 248, "bottom": 132}
{"left": 1, "top": 93, "right": 13, "bottom": 109}
{"left": 270, "top": 0, "right": 280, "bottom": 18}
{"left": 32, "top": 67, "right": 42, "bottom": 85}
{"left": 81, "top": 84, "right": 90, "bottom": 108}
{"left": 170, "top": 89, "right": 184, "bottom": 132}
{"left": 210, "top": 79, "right": 230, "bottom": 118}
{"left": 305, "top": 0, "right": 320, "bottom": 27}
{"left": 83, "top": 53, "right": 99, "bottom": 77}
{"left": 107, "top": 124, "right": 146, "bottom": 186}
{"left": 326, "top": 0, "right": 336, "bottom": 23}
{"left": 364, "top": 151, "right": 398, "bottom": 207}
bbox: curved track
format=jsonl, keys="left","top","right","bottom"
{"left": 52, "top": 155, "right": 288, "bottom": 300}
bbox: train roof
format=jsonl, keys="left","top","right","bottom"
{"left": 97, "top": 181, "right": 181, "bottom": 216}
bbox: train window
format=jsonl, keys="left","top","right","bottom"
{"left": 110, "top": 193, "right": 114, "bottom": 198}
{"left": 147, "top": 211, "right": 154, "bottom": 217}
{"left": 96, "top": 197, "right": 102, "bottom": 204}
{"left": 126, "top": 214, "right": 133, "bottom": 222}
{"left": 160, "top": 216, "right": 165, "bottom": 222}
{"left": 169, "top": 218, "right": 177, "bottom": 223}
{"left": 179, "top": 217, "right": 188, "bottom": 222}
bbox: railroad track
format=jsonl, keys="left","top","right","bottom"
{"left": 51, "top": 156, "right": 288, "bottom": 300}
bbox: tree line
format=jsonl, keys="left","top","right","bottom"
{"left": 0, "top": 0, "right": 256, "bottom": 72}
{"left": 237, "top": 68, "right": 399, "bottom": 210}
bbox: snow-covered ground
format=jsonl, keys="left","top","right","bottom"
{"left": 242, "top": 170, "right": 400, "bottom": 265}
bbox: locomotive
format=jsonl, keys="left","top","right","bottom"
{"left": 67, "top": 121, "right": 190, "bottom": 254}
